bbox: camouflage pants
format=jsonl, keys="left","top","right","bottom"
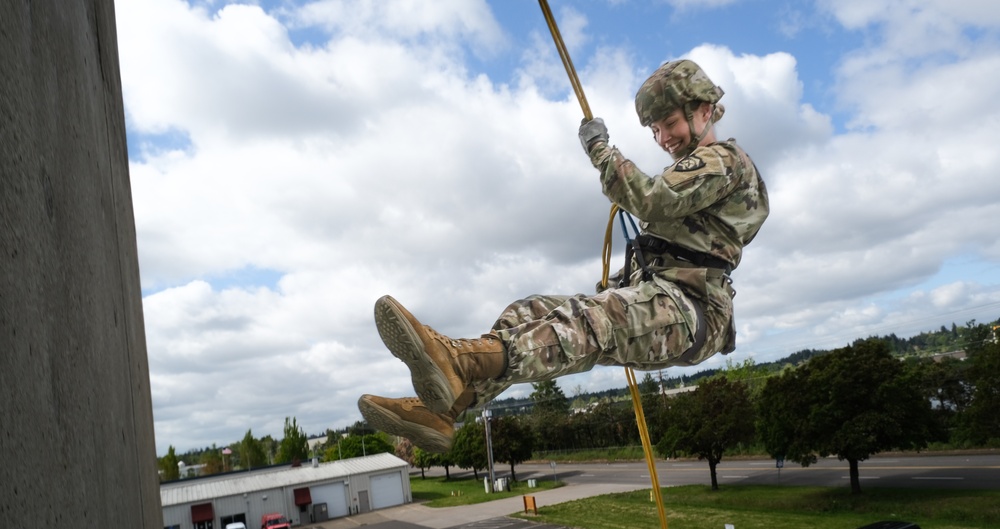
{"left": 472, "top": 274, "right": 732, "bottom": 403}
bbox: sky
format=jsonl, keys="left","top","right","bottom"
{"left": 112, "top": 0, "right": 1000, "bottom": 456}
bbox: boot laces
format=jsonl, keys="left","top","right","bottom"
{"left": 426, "top": 327, "right": 495, "bottom": 350}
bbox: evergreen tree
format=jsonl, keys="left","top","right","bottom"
{"left": 159, "top": 445, "right": 180, "bottom": 481}
{"left": 240, "top": 429, "right": 267, "bottom": 469}
{"left": 276, "top": 417, "right": 309, "bottom": 464}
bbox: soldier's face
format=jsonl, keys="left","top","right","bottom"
{"left": 650, "top": 103, "right": 713, "bottom": 159}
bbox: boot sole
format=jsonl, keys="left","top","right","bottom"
{"left": 374, "top": 296, "right": 456, "bottom": 414}
{"left": 358, "top": 396, "right": 452, "bottom": 453}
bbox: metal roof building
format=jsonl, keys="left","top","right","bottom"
{"left": 161, "top": 453, "right": 411, "bottom": 529}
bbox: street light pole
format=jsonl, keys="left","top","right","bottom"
{"left": 483, "top": 408, "right": 496, "bottom": 492}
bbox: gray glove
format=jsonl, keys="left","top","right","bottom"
{"left": 578, "top": 118, "right": 609, "bottom": 154}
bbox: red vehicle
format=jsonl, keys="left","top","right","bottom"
{"left": 260, "top": 513, "right": 291, "bottom": 529}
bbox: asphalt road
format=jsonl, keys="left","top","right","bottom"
{"left": 505, "top": 452, "right": 1000, "bottom": 490}
{"left": 317, "top": 453, "right": 998, "bottom": 529}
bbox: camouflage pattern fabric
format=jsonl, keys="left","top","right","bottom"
{"left": 634, "top": 59, "right": 724, "bottom": 127}
{"left": 472, "top": 139, "right": 768, "bottom": 403}
{"left": 590, "top": 139, "right": 768, "bottom": 269}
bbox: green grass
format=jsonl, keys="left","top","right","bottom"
{"left": 514, "top": 485, "right": 1000, "bottom": 529}
{"left": 410, "top": 465, "right": 1000, "bottom": 528}
{"left": 410, "top": 474, "right": 563, "bottom": 507}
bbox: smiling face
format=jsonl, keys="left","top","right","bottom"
{"left": 649, "top": 102, "right": 716, "bottom": 160}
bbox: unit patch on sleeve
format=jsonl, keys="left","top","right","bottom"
{"left": 675, "top": 155, "right": 706, "bottom": 172}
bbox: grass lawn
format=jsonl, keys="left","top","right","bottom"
{"left": 410, "top": 473, "right": 563, "bottom": 507}
{"left": 410, "top": 472, "right": 1000, "bottom": 528}
{"left": 514, "top": 485, "right": 1000, "bottom": 529}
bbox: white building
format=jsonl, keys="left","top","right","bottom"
{"left": 160, "top": 453, "right": 411, "bottom": 529}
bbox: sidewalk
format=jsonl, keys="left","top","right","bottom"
{"left": 312, "top": 481, "right": 645, "bottom": 529}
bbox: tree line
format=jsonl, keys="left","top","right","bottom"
{"left": 159, "top": 319, "right": 1000, "bottom": 493}
{"left": 394, "top": 319, "right": 1000, "bottom": 494}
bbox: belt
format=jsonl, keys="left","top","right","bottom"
{"left": 634, "top": 233, "right": 733, "bottom": 274}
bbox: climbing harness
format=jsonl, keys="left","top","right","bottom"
{"left": 538, "top": 2, "right": 668, "bottom": 527}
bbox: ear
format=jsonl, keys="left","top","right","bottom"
{"left": 698, "top": 101, "right": 713, "bottom": 120}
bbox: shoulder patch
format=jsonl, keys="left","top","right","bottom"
{"left": 674, "top": 155, "right": 706, "bottom": 172}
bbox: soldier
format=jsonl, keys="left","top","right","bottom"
{"left": 359, "top": 59, "right": 769, "bottom": 452}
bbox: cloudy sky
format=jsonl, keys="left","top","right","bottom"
{"left": 113, "top": 0, "right": 1000, "bottom": 456}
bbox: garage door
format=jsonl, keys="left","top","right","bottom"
{"left": 310, "top": 482, "right": 349, "bottom": 518}
{"left": 370, "top": 472, "right": 404, "bottom": 509}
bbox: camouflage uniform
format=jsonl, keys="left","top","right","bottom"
{"left": 360, "top": 60, "right": 770, "bottom": 453}
{"left": 473, "top": 133, "right": 769, "bottom": 403}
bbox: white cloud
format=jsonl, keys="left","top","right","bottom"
{"left": 115, "top": 0, "right": 1000, "bottom": 454}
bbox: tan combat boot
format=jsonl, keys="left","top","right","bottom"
{"left": 357, "top": 389, "right": 474, "bottom": 453}
{"left": 374, "top": 295, "right": 507, "bottom": 414}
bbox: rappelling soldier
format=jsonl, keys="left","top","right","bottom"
{"left": 359, "top": 59, "right": 769, "bottom": 453}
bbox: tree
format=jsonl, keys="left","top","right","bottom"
{"left": 758, "top": 339, "right": 935, "bottom": 494}
{"left": 530, "top": 380, "right": 570, "bottom": 415}
{"left": 200, "top": 448, "right": 223, "bottom": 475}
{"left": 334, "top": 432, "right": 394, "bottom": 460}
{"left": 956, "top": 342, "right": 1000, "bottom": 446}
{"left": 431, "top": 451, "right": 455, "bottom": 480}
{"left": 904, "top": 357, "right": 970, "bottom": 442}
{"left": 570, "top": 399, "right": 637, "bottom": 448}
{"left": 530, "top": 380, "right": 573, "bottom": 452}
{"left": 451, "top": 420, "right": 488, "bottom": 479}
{"left": 276, "top": 417, "right": 309, "bottom": 464}
{"left": 491, "top": 415, "right": 534, "bottom": 482}
{"left": 240, "top": 430, "right": 267, "bottom": 469}
{"left": 413, "top": 447, "right": 433, "bottom": 479}
{"left": 159, "top": 445, "right": 180, "bottom": 481}
{"left": 655, "top": 376, "right": 755, "bottom": 490}
{"left": 709, "top": 358, "right": 766, "bottom": 402}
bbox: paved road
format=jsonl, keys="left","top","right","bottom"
{"left": 544, "top": 452, "right": 1000, "bottom": 490}
{"left": 312, "top": 453, "right": 999, "bottom": 529}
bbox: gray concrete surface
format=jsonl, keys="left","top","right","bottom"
{"left": 1, "top": 1, "right": 162, "bottom": 528}
{"left": 308, "top": 481, "right": 644, "bottom": 529}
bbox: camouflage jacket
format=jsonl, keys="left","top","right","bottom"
{"left": 587, "top": 138, "right": 768, "bottom": 355}
{"left": 587, "top": 138, "right": 769, "bottom": 274}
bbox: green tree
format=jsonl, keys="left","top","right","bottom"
{"left": 491, "top": 415, "right": 534, "bottom": 482}
{"left": 655, "top": 376, "right": 755, "bottom": 490}
{"left": 159, "top": 445, "right": 180, "bottom": 481}
{"left": 413, "top": 447, "right": 433, "bottom": 479}
{"left": 200, "top": 444, "right": 224, "bottom": 475}
{"left": 530, "top": 380, "right": 570, "bottom": 415}
{"left": 570, "top": 399, "right": 637, "bottom": 448}
{"left": 334, "top": 432, "right": 394, "bottom": 460}
{"left": 956, "top": 342, "right": 1000, "bottom": 446}
{"left": 758, "top": 339, "right": 935, "bottom": 494}
{"left": 451, "top": 420, "right": 488, "bottom": 479}
{"left": 276, "top": 417, "right": 309, "bottom": 464}
{"left": 905, "top": 357, "right": 970, "bottom": 442}
{"left": 530, "top": 380, "right": 573, "bottom": 452}
{"left": 710, "top": 358, "right": 766, "bottom": 402}
{"left": 240, "top": 430, "right": 267, "bottom": 469}
{"left": 260, "top": 434, "right": 277, "bottom": 465}
{"left": 638, "top": 372, "right": 663, "bottom": 437}
{"left": 431, "top": 451, "right": 456, "bottom": 480}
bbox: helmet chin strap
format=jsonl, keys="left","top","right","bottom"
{"left": 674, "top": 102, "right": 716, "bottom": 160}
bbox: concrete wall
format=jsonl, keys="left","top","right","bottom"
{"left": 1, "top": 1, "right": 162, "bottom": 528}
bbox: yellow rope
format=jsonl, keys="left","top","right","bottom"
{"left": 538, "top": 2, "right": 667, "bottom": 526}
{"left": 601, "top": 206, "right": 668, "bottom": 529}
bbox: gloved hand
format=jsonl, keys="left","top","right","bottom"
{"left": 578, "top": 117, "right": 609, "bottom": 154}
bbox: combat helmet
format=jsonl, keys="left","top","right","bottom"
{"left": 635, "top": 59, "right": 723, "bottom": 127}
